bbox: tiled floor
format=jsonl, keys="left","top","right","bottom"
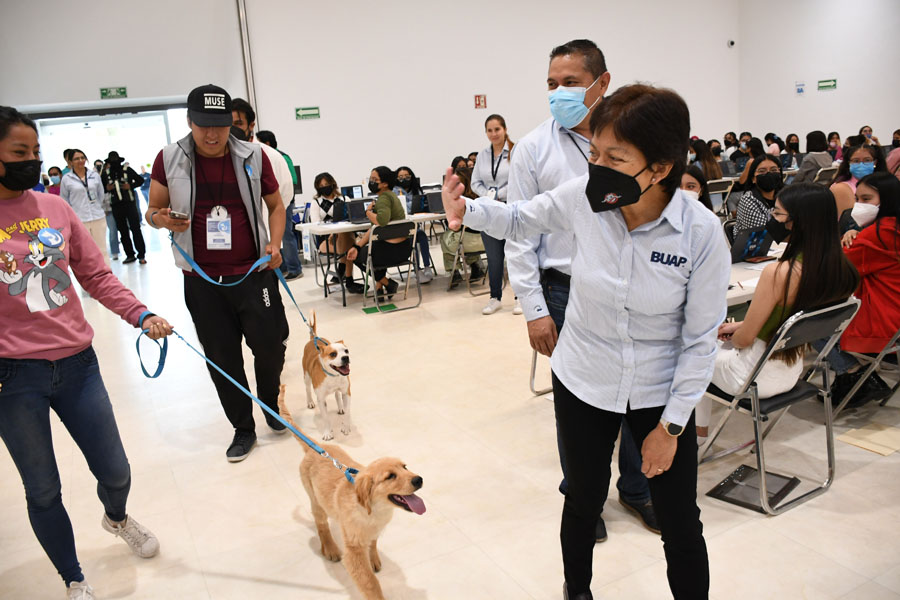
{"left": 2, "top": 228, "right": 899, "bottom": 599}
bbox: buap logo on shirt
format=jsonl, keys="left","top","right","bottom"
{"left": 650, "top": 251, "right": 687, "bottom": 268}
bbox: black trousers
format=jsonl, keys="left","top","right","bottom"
{"left": 553, "top": 373, "right": 709, "bottom": 599}
{"left": 353, "top": 239, "right": 414, "bottom": 281}
{"left": 111, "top": 200, "right": 146, "bottom": 259}
{"left": 184, "top": 270, "right": 289, "bottom": 432}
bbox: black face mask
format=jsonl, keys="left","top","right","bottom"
{"left": 584, "top": 163, "right": 650, "bottom": 213}
{"left": 788, "top": 142, "right": 800, "bottom": 152}
{"left": 893, "top": 139, "right": 900, "bottom": 149}
{"left": 0, "top": 159, "right": 42, "bottom": 191}
{"left": 316, "top": 185, "right": 334, "bottom": 197}
{"left": 367, "top": 181, "right": 380, "bottom": 194}
{"left": 396, "top": 177, "right": 411, "bottom": 189}
{"left": 765, "top": 217, "right": 791, "bottom": 244}
{"left": 711, "top": 146, "right": 723, "bottom": 157}
{"left": 756, "top": 172, "right": 783, "bottom": 193}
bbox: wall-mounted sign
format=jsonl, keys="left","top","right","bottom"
{"left": 295, "top": 107, "right": 321, "bottom": 120}
{"left": 795, "top": 81, "right": 805, "bottom": 95}
{"left": 100, "top": 87, "right": 127, "bottom": 99}
{"left": 817, "top": 79, "right": 837, "bottom": 91}
{"left": 474, "top": 94, "right": 487, "bottom": 109}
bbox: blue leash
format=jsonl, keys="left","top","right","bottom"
{"left": 135, "top": 237, "right": 358, "bottom": 483}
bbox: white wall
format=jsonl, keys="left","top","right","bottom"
{"left": 738, "top": 0, "right": 900, "bottom": 149}
{"left": 246, "top": 0, "right": 740, "bottom": 198}
{"left": 0, "top": 0, "right": 246, "bottom": 108}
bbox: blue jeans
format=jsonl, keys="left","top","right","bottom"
{"left": 415, "top": 228, "right": 432, "bottom": 268}
{"left": 280, "top": 201, "right": 303, "bottom": 275}
{"left": 105, "top": 211, "right": 119, "bottom": 257}
{"left": 0, "top": 347, "right": 131, "bottom": 585}
{"left": 543, "top": 278, "right": 651, "bottom": 505}
{"left": 481, "top": 232, "right": 505, "bottom": 300}
{"left": 813, "top": 338, "right": 859, "bottom": 375}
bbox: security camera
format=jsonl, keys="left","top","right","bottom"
{"left": 727, "top": 40, "right": 736, "bottom": 48}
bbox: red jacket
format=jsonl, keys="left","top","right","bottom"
{"left": 842, "top": 217, "right": 900, "bottom": 353}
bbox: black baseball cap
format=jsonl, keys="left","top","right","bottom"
{"left": 187, "top": 84, "right": 233, "bottom": 127}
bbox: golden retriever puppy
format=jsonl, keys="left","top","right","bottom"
{"left": 278, "top": 385, "right": 425, "bottom": 600}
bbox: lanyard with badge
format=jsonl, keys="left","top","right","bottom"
{"left": 197, "top": 157, "right": 232, "bottom": 250}
{"left": 565, "top": 131, "right": 589, "bottom": 163}
{"left": 488, "top": 146, "right": 504, "bottom": 201}
{"left": 76, "top": 172, "right": 97, "bottom": 203}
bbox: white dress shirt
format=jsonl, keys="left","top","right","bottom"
{"left": 259, "top": 143, "right": 294, "bottom": 208}
{"left": 463, "top": 176, "right": 730, "bottom": 426}
{"left": 505, "top": 117, "right": 590, "bottom": 321}
{"left": 59, "top": 170, "right": 105, "bottom": 222}
{"left": 471, "top": 145, "right": 510, "bottom": 201}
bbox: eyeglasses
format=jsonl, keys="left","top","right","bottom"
{"left": 848, "top": 157, "right": 874, "bottom": 164}
{"left": 754, "top": 168, "right": 781, "bottom": 176}
{"left": 769, "top": 209, "right": 790, "bottom": 219}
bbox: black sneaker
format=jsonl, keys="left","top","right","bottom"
{"left": 345, "top": 281, "right": 364, "bottom": 294}
{"left": 284, "top": 272, "right": 303, "bottom": 281}
{"left": 265, "top": 412, "right": 288, "bottom": 434}
{"left": 226, "top": 430, "right": 257, "bottom": 462}
{"left": 595, "top": 516, "right": 608, "bottom": 543}
{"left": 618, "top": 495, "right": 660, "bottom": 534}
{"left": 563, "top": 582, "right": 593, "bottom": 600}
{"left": 469, "top": 262, "right": 484, "bottom": 280}
{"left": 386, "top": 279, "right": 399, "bottom": 296}
{"left": 450, "top": 271, "right": 463, "bottom": 289}
{"left": 832, "top": 371, "right": 869, "bottom": 408}
{"left": 122, "top": 256, "right": 137, "bottom": 264}
{"left": 863, "top": 372, "right": 893, "bottom": 402}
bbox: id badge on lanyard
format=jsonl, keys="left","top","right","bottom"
{"left": 207, "top": 205, "right": 232, "bottom": 250}
{"left": 487, "top": 187, "right": 498, "bottom": 201}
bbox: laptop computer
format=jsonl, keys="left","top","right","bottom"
{"left": 341, "top": 185, "right": 364, "bottom": 199}
{"left": 426, "top": 191, "right": 444, "bottom": 213}
{"left": 346, "top": 199, "right": 370, "bottom": 224}
{"left": 407, "top": 194, "right": 428, "bottom": 214}
{"left": 780, "top": 154, "right": 794, "bottom": 170}
{"left": 733, "top": 154, "right": 750, "bottom": 173}
{"left": 731, "top": 226, "right": 775, "bottom": 263}
{"left": 719, "top": 160, "right": 737, "bottom": 177}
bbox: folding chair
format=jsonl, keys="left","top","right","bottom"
{"left": 722, "top": 218, "right": 737, "bottom": 247}
{"left": 529, "top": 349, "right": 552, "bottom": 396}
{"left": 446, "top": 225, "right": 491, "bottom": 297}
{"left": 707, "top": 178, "right": 735, "bottom": 217}
{"left": 699, "top": 297, "right": 860, "bottom": 515}
{"left": 812, "top": 166, "right": 838, "bottom": 186}
{"left": 361, "top": 220, "right": 422, "bottom": 313}
{"left": 832, "top": 325, "right": 900, "bottom": 418}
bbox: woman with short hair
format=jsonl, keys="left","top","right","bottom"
{"left": 443, "top": 83, "right": 728, "bottom": 600}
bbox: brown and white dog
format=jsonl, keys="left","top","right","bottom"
{"left": 278, "top": 385, "right": 425, "bottom": 600}
{"left": 302, "top": 313, "right": 352, "bottom": 441}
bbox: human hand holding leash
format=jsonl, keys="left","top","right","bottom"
{"left": 265, "top": 244, "right": 283, "bottom": 270}
{"left": 143, "top": 315, "right": 173, "bottom": 340}
{"left": 641, "top": 424, "right": 677, "bottom": 479}
{"left": 442, "top": 167, "right": 466, "bottom": 231}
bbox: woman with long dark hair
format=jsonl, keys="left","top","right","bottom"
{"left": 826, "top": 172, "right": 900, "bottom": 405}
{"left": 711, "top": 183, "right": 860, "bottom": 402}
{"left": 681, "top": 165, "right": 715, "bottom": 212}
{"left": 394, "top": 165, "right": 434, "bottom": 283}
{"left": 734, "top": 154, "right": 783, "bottom": 234}
{"left": 690, "top": 139, "right": 722, "bottom": 180}
{"left": 831, "top": 145, "right": 888, "bottom": 217}
{"left": 737, "top": 137, "right": 767, "bottom": 187}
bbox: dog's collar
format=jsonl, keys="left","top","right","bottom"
{"left": 320, "top": 362, "right": 339, "bottom": 378}
{"left": 313, "top": 335, "right": 341, "bottom": 377}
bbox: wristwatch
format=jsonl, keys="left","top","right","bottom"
{"left": 659, "top": 419, "right": 684, "bottom": 437}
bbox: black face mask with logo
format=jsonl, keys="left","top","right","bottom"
{"left": 0, "top": 159, "right": 42, "bottom": 191}
{"left": 584, "top": 163, "right": 651, "bottom": 213}
{"left": 367, "top": 181, "right": 380, "bottom": 194}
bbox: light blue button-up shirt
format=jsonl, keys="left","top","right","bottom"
{"left": 471, "top": 145, "right": 510, "bottom": 201}
{"left": 506, "top": 117, "right": 590, "bottom": 321}
{"left": 464, "top": 174, "right": 730, "bottom": 426}
{"left": 59, "top": 170, "right": 105, "bottom": 222}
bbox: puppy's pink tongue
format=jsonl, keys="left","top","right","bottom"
{"left": 401, "top": 494, "right": 426, "bottom": 515}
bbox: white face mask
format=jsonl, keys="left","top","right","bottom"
{"left": 851, "top": 202, "right": 879, "bottom": 228}
{"left": 681, "top": 189, "right": 700, "bottom": 202}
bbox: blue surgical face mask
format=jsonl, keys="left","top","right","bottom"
{"left": 548, "top": 76, "right": 602, "bottom": 129}
{"left": 688, "top": 152, "right": 696, "bottom": 163}
{"left": 849, "top": 161, "right": 875, "bottom": 180}
{"left": 49, "top": 175, "right": 60, "bottom": 185}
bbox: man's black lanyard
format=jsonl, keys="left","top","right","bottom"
{"left": 565, "top": 132, "right": 589, "bottom": 163}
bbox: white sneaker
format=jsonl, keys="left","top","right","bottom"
{"left": 67, "top": 581, "right": 94, "bottom": 599}
{"left": 512, "top": 300, "right": 523, "bottom": 315}
{"left": 102, "top": 515, "right": 160, "bottom": 558}
{"left": 417, "top": 268, "right": 433, "bottom": 284}
{"left": 482, "top": 298, "right": 502, "bottom": 315}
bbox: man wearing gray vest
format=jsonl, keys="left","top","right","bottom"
{"left": 146, "top": 84, "right": 289, "bottom": 463}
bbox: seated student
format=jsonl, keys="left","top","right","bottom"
{"left": 690, "top": 139, "right": 722, "bottom": 180}
{"left": 828, "top": 131, "right": 843, "bottom": 161}
{"left": 794, "top": 130, "right": 834, "bottom": 183}
{"left": 440, "top": 167, "right": 485, "bottom": 286}
{"left": 831, "top": 144, "right": 888, "bottom": 217}
{"left": 783, "top": 133, "right": 801, "bottom": 167}
{"left": 824, "top": 173, "right": 900, "bottom": 406}
{"left": 467, "top": 151, "right": 478, "bottom": 168}
{"left": 681, "top": 166, "right": 715, "bottom": 212}
{"left": 393, "top": 165, "right": 434, "bottom": 283}
{"left": 309, "top": 172, "right": 364, "bottom": 293}
{"left": 734, "top": 154, "right": 783, "bottom": 234}
{"left": 764, "top": 132, "right": 783, "bottom": 156}
{"left": 346, "top": 166, "right": 411, "bottom": 299}
{"left": 451, "top": 155, "right": 468, "bottom": 171}
{"left": 737, "top": 137, "right": 766, "bottom": 187}
{"left": 697, "top": 184, "right": 861, "bottom": 441}
{"left": 859, "top": 125, "right": 880, "bottom": 147}
{"left": 708, "top": 138, "right": 723, "bottom": 159}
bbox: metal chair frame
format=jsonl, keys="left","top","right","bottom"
{"left": 832, "top": 325, "right": 900, "bottom": 418}
{"left": 361, "top": 221, "right": 422, "bottom": 313}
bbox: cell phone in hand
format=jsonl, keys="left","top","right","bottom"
{"left": 169, "top": 210, "right": 189, "bottom": 220}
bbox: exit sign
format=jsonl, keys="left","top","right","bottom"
{"left": 295, "top": 106, "right": 320, "bottom": 120}
{"left": 817, "top": 79, "right": 837, "bottom": 91}
{"left": 100, "top": 87, "right": 127, "bottom": 99}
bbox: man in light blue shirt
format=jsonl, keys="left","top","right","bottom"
{"left": 506, "top": 39, "right": 656, "bottom": 540}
